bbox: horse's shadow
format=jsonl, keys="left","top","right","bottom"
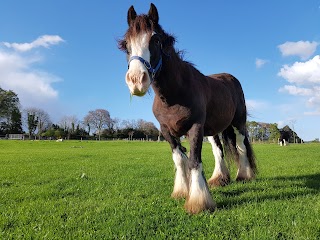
{"left": 216, "top": 173, "right": 320, "bottom": 209}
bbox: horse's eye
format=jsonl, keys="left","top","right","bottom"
{"left": 152, "top": 34, "right": 161, "bottom": 46}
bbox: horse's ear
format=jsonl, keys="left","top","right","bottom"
{"left": 148, "top": 3, "right": 159, "bottom": 24}
{"left": 127, "top": 5, "right": 137, "bottom": 26}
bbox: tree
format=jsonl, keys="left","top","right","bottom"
{"left": 83, "top": 117, "right": 91, "bottom": 136}
{"left": 36, "top": 109, "right": 51, "bottom": 138}
{"left": 72, "top": 124, "right": 88, "bottom": 140}
{"left": 23, "top": 108, "right": 51, "bottom": 139}
{"left": 247, "top": 121, "right": 259, "bottom": 142}
{"left": 247, "top": 123, "right": 303, "bottom": 144}
{"left": 0, "top": 88, "right": 19, "bottom": 118}
{"left": 59, "top": 115, "right": 79, "bottom": 139}
{"left": 137, "top": 119, "right": 158, "bottom": 140}
{"left": 247, "top": 121, "right": 281, "bottom": 143}
{"left": 54, "top": 128, "right": 66, "bottom": 139}
{"left": 42, "top": 127, "right": 56, "bottom": 139}
{"left": 25, "top": 111, "right": 38, "bottom": 139}
{"left": 103, "top": 118, "right": 117, "bottom": 138}
{"left": 115, "top": 119, "right": 159, "bottom": 140}
{"left": 84, "top": 109, "right": 111, "bottom": 140}
{"left": 269, "top": 123, "right": 280, "bottom": 143}
{"left": 0, "top": 88, "right": 22, "bottom": 135}
{"left": 9, "top": 108, "right": 23, "bottom": 133}
{"left": 257, "top": 123, "right": 268, "bottom": 141}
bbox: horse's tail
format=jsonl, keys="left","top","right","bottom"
{"left": 222, "top": 126, "right": 238, "bottom": 166}
{"left": 243, "top": 131, "right": 257, "bottom": 174}
{"left": 222, "top": 126, "right": 257, "bottom": 174}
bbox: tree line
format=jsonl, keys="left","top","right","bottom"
{"left": 246, "top": 121, "right": 303, "bottom": 143}
{"left": 0, "top": 88, "right": 159, "bottom": 140}
{"left": 1, "top": 87, "right": 304, "bottom": 142}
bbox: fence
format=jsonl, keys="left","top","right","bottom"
{"left": 8, "top": 134, "right": 24, "bottom": 140}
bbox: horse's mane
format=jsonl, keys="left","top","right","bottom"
{"left": 118, "top": 16, "right": 194, "bottom": 67}
{"left": 156, "top": 27, "right": 195, "bottom": 68}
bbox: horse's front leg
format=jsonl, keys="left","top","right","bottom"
{"left": 160, "top": 125, "right": 189, "bottom": 199}
{"left": 185, "top": 123, "right": 216, "bottom": 214}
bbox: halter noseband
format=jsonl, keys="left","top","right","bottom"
{"left": 127, "top": 31, "right": 163, "bottom": 84}
{"left": 128, "top": 55, "right": 162, "bottom": 84}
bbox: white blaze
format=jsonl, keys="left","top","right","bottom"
{"left": 128, "top": 33, "right": 151, "bottom": 72}
{"left": 126, "top": 33, "right": 152, "bottom": 96}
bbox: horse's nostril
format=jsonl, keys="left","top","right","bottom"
{"left": 125, "top": 71, "right": 131, "bottom": 83}
{"left": 126, "top": 70, "right": 148, "bottom": 85}
{"left": 141, "top": 71, "right": 149, "bottom": 84}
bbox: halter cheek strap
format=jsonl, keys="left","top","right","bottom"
{"left": 128, "top": 55, "right": 162, "bottom": 84}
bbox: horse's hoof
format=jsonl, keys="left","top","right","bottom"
{"left": 208, "top": 174, "right": 230, "bottom": 188}
{"left": 171, "top": 190, "right": 188, "bottom": 199}
{"left": 236, "top": 168, "right": 255, "bottom": 182}
{"left": 184, "top": 198, "right": 216, "bottom": 214}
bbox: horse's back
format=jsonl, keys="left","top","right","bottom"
{"left": 205, "top": 73, "right": 247, "bottom": 129}
{"left": 207, "top": 73, "right": 242, "bottom": 91}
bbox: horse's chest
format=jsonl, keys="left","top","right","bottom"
{"left": 153, "top": 104, "right": 192, "bottom": 137}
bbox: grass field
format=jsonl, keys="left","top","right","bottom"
{"left": 0, "top": 140, "right": 319, "bottom": 239}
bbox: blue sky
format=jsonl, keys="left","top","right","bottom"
{"left": 0, "top": 1, "right": 320, "bottom": 140}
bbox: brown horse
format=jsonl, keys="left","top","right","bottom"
{"left": 118, "top": 3, "right": 257, "bottom": 214}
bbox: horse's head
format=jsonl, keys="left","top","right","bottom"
{"left": 118, "top": 3, "right": 174, "bottom": 96}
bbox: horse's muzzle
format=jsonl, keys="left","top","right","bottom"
{"left": 125, "top": 70, "right": 150, "bottom": 96}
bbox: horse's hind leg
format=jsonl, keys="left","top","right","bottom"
{"left": 207, "top": 135, "right": 230, "bottom": 187}
{"left": 233, "top": 127, "right": 256, "bottom": 181}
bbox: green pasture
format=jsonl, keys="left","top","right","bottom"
{"left": 0, "top": 140, "right": 319, "bottom": 239}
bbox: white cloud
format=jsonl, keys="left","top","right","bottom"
{"left": 277, "top": 41, "right": 320, "bottom": 138}
{"left": 1, "top": 35, "right": 64, "bottom": 52}
{"left": 278, "top": 85, "right": 320, "bottom": 115}
{"left": 278, "top": 41, "right": 318, "bottom": 60}
{"left": 279, "top": 85, "right": 313, "bottom": 96}
{"left": 278, "top": 55, "right": 320, "bottom": 116}
{"left": 0, "top": 35, "right": 64, "bottom": 108}
{"left": 278, "top": 55, "right": 320, "bottom": 85}
{"left": 246, "top": 99, "right": 269, "bottom": 112}
{"left": 304, "top": 110, "right": 320, "bottom": 116}
{"left": 255, "top": 58, "right": 268, "bottom": 68}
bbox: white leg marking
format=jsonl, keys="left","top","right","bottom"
{"left": 207, "top": 136, "right": 230, "bottom": 186}
{"left": 172, "top": 147, "right": 189, "bottom": 198}
{"left": 233, "top": 127, "right": 254, "bottom": 180}
{"left": 185, "top": 164, "right": 216, "bottom": 214}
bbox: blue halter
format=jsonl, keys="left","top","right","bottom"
{"left": 128, "top": 55, "right": 162, "bottom": 84}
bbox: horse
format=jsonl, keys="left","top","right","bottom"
{"left": 279, "top": 130, "right": 290, "bottom": 146}
{"left": 118, "top": 3, "right": 257, "bottom": 214}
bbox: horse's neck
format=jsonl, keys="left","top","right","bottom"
{"left": 152, "top": 55, "right": 187, "bottom": 100}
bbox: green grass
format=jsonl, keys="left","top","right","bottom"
{"left": 0, "top": 140, "right": 319, "bottom": 239}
